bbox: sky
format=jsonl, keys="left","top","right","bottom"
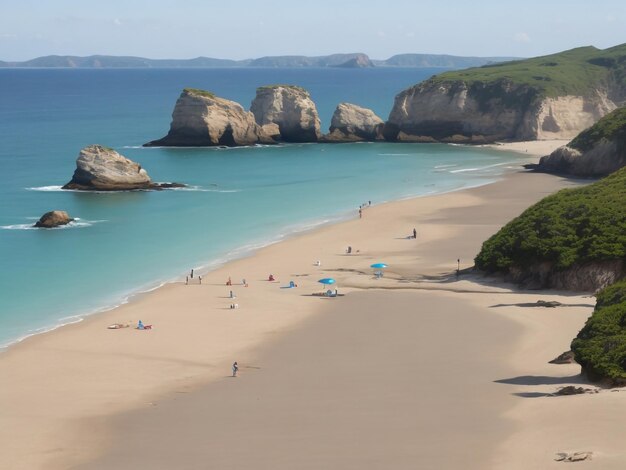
{"left": 1, "top": 0, "right": 625, "bottom": 61}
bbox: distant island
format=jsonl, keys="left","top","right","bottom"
{"left": 0, "top": 52, "right": 519, "bottom": 69}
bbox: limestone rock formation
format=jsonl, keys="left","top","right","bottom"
{"left": 63, "top": 145, "right": 183, "bottom": 191}
{"left": 145, "top": 88, "right": 271, "bottom": 147}
{"left": 323, "top": 103, "right": 384, "bottom": 142}
{"left": 383, "top": 79, "right": 616, "bottom": 143}
{"left": 34, "top": 210, "right": 73, "bottom": 228}
{"left": 534, "top": 107, "right": 626, "bottom": 176}
{"left": 250, "top": 85, "right": 321, "bottom": 142}
{"left": 536, "top": 141, "right": 625, "bottom": 176}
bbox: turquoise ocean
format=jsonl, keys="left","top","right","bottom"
{"left": 0, "top": 67, "right": 531, "bottom": 348}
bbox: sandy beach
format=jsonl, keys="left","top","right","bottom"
{"left": 1, "top": 140, "right": 624, "bottom": 469}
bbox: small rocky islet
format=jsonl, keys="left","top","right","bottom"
{"left": 34, "top": 210, "right": 74, "bottom": 228}
{"left": 62, "top": 144, "right": 184, "bottom": 191}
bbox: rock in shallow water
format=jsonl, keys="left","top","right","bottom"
{"left": 145, "top": 88, "right": 271, "bottom": 147}
{"left": 250, "top": 85, "right": 321, "bottom": 142}
{"left": 63, "top": 145, "right": 184, "bottom": 191}
{"left": 34, "top": 210, "right": 73, "bottom": 228}
{"left": 323, "top": 103, "right": 384, "bottom": 142}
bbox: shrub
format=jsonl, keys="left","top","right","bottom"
{"left": 571, "top": 279, "right": 626, "bottom": 384}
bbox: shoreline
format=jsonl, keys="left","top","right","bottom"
{"left": 0, "top": 144, "right": 535, "bottom": 351}
{"left": 4, "top": 139, "right": 617, "bottom": 469}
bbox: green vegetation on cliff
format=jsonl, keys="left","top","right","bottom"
{"left": 475, "top": 167, "right": 626, "bottom": 272}
{"left": 256, "top": 84, "right": 308, "bottom": 94}
{"left": 569, "top": 107, "right": 626, "bottom": 152}
{"left": 571, "top": 279, "right": 626, "bottom": 384}
{"left": 183, "top": 88, "right": 216, "bottom": 99}
{"left": 430, "top": 43, "right": 626, "bottom": 99}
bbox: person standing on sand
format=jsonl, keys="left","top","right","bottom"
{"left": 232, "top": 361, "right": 239, "bottom": 377}
{"left": 190, "top": 269, "right": 194, "bottom": 279}
{"left": 359, "top": 208, "right": 362, "bottom": 219}
{"left": 198, "top": 275, "right": 202, "bottom": 285}
{"left": 413, "top": 228, "right": 417, "bottom": 239}
{"left": 185, "top": 276, "right": 189, "bottom": 285}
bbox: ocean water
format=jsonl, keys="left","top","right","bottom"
{"left": 0, "top": 67, "right": 530, "bottom": 348}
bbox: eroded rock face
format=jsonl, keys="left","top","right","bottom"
{"left": 250, "top": 85, "right": 321, "bottom": 142}
{"left": 63, "top": 145, "right": 181, "bottom": 191}
{"left": 323, "top": 103, "right": 384, "bottom": 142}
{"left": 506, "top": 259, "right": 624, "bottom": 292}
{"left": 383, "top": 79, "right": 617, "bottom": 143}
{"left": 34, "top": 211, "right": 73, "bottom": 228}
{"left": 536, "top": 140, "right": 626, "bottom": 176}
{"left": 145, "top": 89, "right": 271, "bottom": 147}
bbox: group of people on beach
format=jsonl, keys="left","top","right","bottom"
{"left": 358, "top": 200, "right": 372, "bottom": 219}
{"left": 185, "top": 269, "right": 202, "bottom": 285}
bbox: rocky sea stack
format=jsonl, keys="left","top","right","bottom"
{"left": 534, "top": 107, "right": 626, "bottom": 176}
{"left": 250, "top": 85, "right": 321, "bottom": 142}
{"left": 63, "top": 145, "right": 183, "bottom": 191}
{"left": 324, "top": 103, "right": 384, "bottom": 142}
{"left": 34, "top": 210, "right": 73, "bottom": 228}
{"left": 383, "top": 44, "right": 626, "bottom": 143}
{"left": 145, "top": 88, "right": 271, "bottom": 147}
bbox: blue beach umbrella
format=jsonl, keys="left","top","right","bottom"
{"left": 318, "top": 278, "right": 336, "bottom": 285}
{"left": 370, "top": 263, "right": 388, "bottom": 269}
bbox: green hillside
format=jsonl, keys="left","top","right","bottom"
{"left": 475, "top": 167, "right": 626, "bottom": 273}
{"left": 571, "top": 279, "right": 626, "bottom": 385}
{"left": 431, "top": 43, "right": 626, "bottom": 99}
{"left": 569, "top": 106, "right": 626, "bottom": 152}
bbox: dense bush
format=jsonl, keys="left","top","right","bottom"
{"left": 475, "top": 167, "right": 626, "bottom": 272}
{"left": 571, "top": 279, "right": 626, "bottom": 384}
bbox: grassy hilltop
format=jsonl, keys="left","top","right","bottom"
{"left": 475, "top": 168, "right": 626, "bottom": 274}
{"left": 569, "top": 106, "right": 626, "bottom": 152}
{"left": 431, "top": 43, "right": 626, "bottom": 99}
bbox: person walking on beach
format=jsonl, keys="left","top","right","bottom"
{"left": 359, "top": 208, "right": 362, "bottom": 219}
{"left": 185, "top": 276, "right": 189, "bottom": 285}
{"left": 232, "top": 361, "right": 239, "bottom": 377}
{"left": 413, "top": 228, "right": 417, "bottom": 239}
{"left": 198, "top": 275, "right": 202, "bottom": 285}
{"left": 190, "top": 269, "right": 194, "bottom": 279}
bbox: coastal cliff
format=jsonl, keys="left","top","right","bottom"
{"left": 384, "top": 44, "right": 626, "bottom": 143}
{"left": 250, "top": 85, "right": 321, "bottom": 142}
{"left": 323, "top": 103, "right": 384, "bottom": 142}
{"left": 145, "top": 88, "right": 271, "bottom": 147}
{"left": 534, "top": 107, "right": 626, "bottom": 176}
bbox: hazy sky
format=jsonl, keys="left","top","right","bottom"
{"left": 1, "top": 0, "right": 625, "bottom": 61}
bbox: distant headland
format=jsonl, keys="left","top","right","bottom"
{"left": 0, "top": 52, "right": 520, "bottom": 69}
